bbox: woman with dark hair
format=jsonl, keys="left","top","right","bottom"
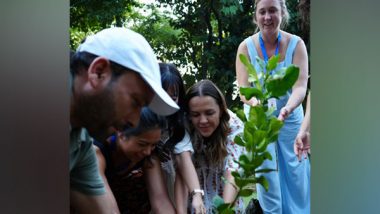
{"left": 93, "top": 107, "right": 175, "bottom": 214}
{"left": 185, "top": 80, "right": 245, "bottom": 213}
{"left": 157, "top": 63, "right": 206, "bottom": 214}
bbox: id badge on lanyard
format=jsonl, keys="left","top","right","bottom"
{"left": 259, "top": 31, "right": 281, "bottom": 111}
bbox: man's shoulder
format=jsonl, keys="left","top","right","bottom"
{"left": 70, "top": 127, "right": 93, "bottom": 153}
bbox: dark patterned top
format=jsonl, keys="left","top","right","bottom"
{"left": 93, "top": 140, "right": 151, "bottom": 214}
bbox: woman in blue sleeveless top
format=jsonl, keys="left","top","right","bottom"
{"left": 235, "top": 0, "right": 310, "bottom": 213}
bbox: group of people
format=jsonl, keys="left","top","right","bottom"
{"left": 70, "top": 0, "right": 311, "bottom": 213}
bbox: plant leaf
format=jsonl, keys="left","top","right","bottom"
{"left": 253, "top": 155, "right": 264, "bottom": 168}
{"left": 243, "top": 128, "right": 254, "bottom": 148}
{"left": 252, "top": 130, "right": 266, "bottom": 147}
{"left": 234, "top": 135, "right": 245, "bottom": 147}
{"left": 257, "top": 176, "right": 270, "bottom": 191}
{"left": 235, "top": 176, "right": 257, "bottom": 188}
{"left": 266, "top": 54, "right": 280, "bottom": 71}
{"left": 265, "top": 107, "right": 276, "bottom": 117}
{"left": 235, "top": 109, "right": 247, "bottom": 122}
{"left": 256, "top": 140, "right": 267, "bottom": 153}
{"left": 272, "top": 67, "right": 287, "bottom": 77}
{"left": 266, "top": 65, "right": 299, "bottom": 98}
{"left": 231, "top": 171, "right": 241, "bottom": 178}
{"left": 262, "top": 151, "right": 273, "bottom": 161}
{"left": 268, "top": 118, "right": 283, "bottom": 141}
{"left": 239, "top": 188, "right": 254, "bottom": 197}
{"left": 240, "top": 87, "right": 264, "bottom": 101}
{"left": 238, "top": 154, "right": 255, "bottom": 172}
{"left": 249, "top": 106, "right": 267, "bottom": 129}
{"left": 240, "top": 54, "right": 262, "bottom": 90}
{"left": 255, "top": 168, "right": 276, "bottom": 174}
{"left": 218, "top": 204, "right": 232, "bottom": 213}
{"left": 255, "top": 56, "right": 266, "bottom": 72}
{"left": 220, "top": 207, "right": 235, "bottom": 214}
{"left": 213, "top": 195, "right": 225, "bottom": 208}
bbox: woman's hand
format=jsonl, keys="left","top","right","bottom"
{"left": 294, "top": 131, "right": 311, "bottom": 161}
{"left": 247, "top": 96, "right": 260, "bottom": 107}
{"left": 278, "top": 106, "right": 290, "bottom": 121}
{"left": 192, "top": 194, "right": 206, "bottom": 214}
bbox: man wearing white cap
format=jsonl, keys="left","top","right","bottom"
{"left": 70, "top": 27, "right": 179, "bottom": 213}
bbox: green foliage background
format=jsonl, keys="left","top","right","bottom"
{"left": 70, "top": 0, "right": 309, "bottom": 108}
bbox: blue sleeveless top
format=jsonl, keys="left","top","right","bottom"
{"left": 244, "top": 34, "right": 303, "bottom": 123}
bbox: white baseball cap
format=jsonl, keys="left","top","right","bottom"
{"left": 77, "top": 27, "right": 179, "bottom": 116}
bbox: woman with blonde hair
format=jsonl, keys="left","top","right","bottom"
{"left": 235, "top": 0, "right": 310, "bottom": 213}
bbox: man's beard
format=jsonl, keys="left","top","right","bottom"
{"left": 72, "top": 85, "right": 117, "bottom": 142}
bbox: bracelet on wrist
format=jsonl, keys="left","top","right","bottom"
{"left": 190, "top": 189, "right": 204, "bottom": 199}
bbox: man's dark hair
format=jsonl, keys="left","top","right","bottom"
{"left": 70, "top": 51, "right": 129, "bottom": 80}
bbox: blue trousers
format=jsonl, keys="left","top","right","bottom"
{"left": 245, "top": 104, "right": 310, "bottom": 214}
{"left": 256, "top": 111, "right": 310, "bottom": 214}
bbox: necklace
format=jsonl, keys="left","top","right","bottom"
{"left": 259, "top": 31, "right": 281, "bottom": 64}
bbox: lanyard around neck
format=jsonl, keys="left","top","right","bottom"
{"left": 259, "top": 31, "right": 281, "bottom": 63}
